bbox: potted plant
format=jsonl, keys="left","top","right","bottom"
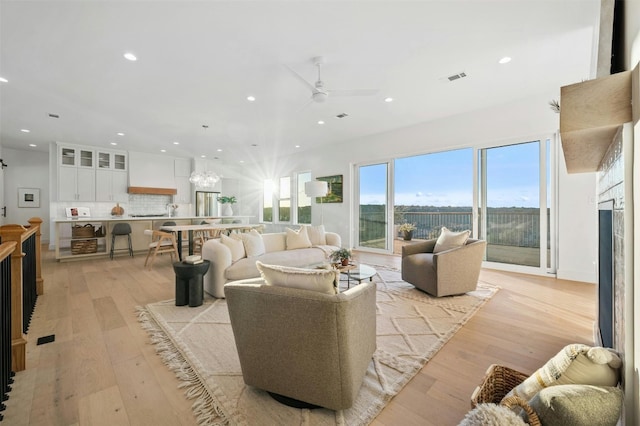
{"left": 217, "top": 195, "right": 237, "bottom": 216}
{"left": 399, "top": 222, "right": 417, "bottom": 241}
{"left": 330, "top": 248, "right": 352, "bottom": 266}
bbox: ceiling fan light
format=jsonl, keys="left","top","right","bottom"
{"left": 313, "top": 92, "right": 328, "bottom": 103}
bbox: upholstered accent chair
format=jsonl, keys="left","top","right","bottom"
{"left": 401, "top": 238, "right": 486, "bottom": 297}
{"left": 224, "top": 279, "right": 377, "bottom": 410}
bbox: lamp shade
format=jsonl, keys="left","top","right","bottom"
{"left": 304, "top": 180, "right": 329, "bottom": 198}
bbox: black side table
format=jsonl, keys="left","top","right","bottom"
{"left": 173, "top": 260, "right": 211, "bottom": 307}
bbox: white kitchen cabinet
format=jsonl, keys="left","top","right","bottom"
{"left": 59, "top": 145, "right": 94, "bottom": 168}
{"left": 97, "top": 149, "right": 127, "bottom": 171}
{"left": 175, "top": 176, "right": 192, "bottom": 203}
{"left": 59, "top": 167, "right": 96, "bottom": 201}
{"left": 96, "top": 170, "right": 128, "bottom": 202}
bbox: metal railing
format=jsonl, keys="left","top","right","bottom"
{"left": 361, "top": 209, "right": 547, "bottom": 249}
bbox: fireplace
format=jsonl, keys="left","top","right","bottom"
{"left": 597, "top": 200, "right": 614, "bottom": 348}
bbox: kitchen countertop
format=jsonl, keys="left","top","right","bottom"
{"left": 54, "top": 215, "right": 254, "bottom": 223}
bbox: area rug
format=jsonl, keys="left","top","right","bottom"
{"left": 137, "top": 267, "right": 498, "bottom": 426}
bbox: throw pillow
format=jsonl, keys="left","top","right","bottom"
{"left": 256, "top": 261, "right": 337, "bottom": 295}
{"left": 238, "top": 229, "right": 266, "bottom": 257}
{"left": 458, "top": 403, "right": 527, "bottom": 426}
{"left": 433, "top": 227, "right": 471, "bottom": 253}
{"left": 504, "top": 344, "right": 621, "bottom": 402}
{"left": 220, "top": 234, "right": 245, "bottom": 262}
{"left": 285, "top": 226, "right": 312, "bottom": 250}
{"left": 528, "top": 385, "right": 622, "bottom": 426}
{"left": 304, "top": 224, "right": 327, "bottom": 246}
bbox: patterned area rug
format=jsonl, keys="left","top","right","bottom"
{"left": 137, "top": 267, "right": 498, "bottom": 425}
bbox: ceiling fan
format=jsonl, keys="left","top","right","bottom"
{"left": 286, "top": 56, "right": 379, "bottom": 103}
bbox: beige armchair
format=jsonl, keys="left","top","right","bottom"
{"left": 224, "top": 279, "right": 376, "bottom": 410}
{"left": 401, "top": 238, "right": 486, "bottom": 297}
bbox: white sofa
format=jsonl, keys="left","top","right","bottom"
{"left": 201, "top": 230, "right": 341, "bottom": 298}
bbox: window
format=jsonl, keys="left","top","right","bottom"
{"left": 263, "top": 179, "right": 274, "bottom": 222}
{"left": 297, "top": 172, "right": 311, "bottom": 224}
{"left": 279, "top": 177, "right": 291, "bottom": 222}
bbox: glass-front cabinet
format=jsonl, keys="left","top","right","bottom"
{"left": 97, "top": 150, "right": 127, "bottom": 171}
{"left": 59, "top": 145, "right": 94, "bottom": 168}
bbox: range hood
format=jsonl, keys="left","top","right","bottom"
{"left": 128, "top": 186, "right": 177, "bottom": 195}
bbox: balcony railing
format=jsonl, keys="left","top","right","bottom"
{"left": 360, "top": 209, "right": 548, "bottom": 249}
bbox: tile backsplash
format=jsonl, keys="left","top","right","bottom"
{"left": 54, "top": 194, "right": 192, "bottom": 218}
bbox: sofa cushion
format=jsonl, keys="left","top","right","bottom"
{"left": 528, "top": 385, "right": 622, "bottom": 426}
{"left": 434, "top": 227, "right": 470, "bottom": 253}
{"left": 256, "top": 261, "right": 337, "bottom": 294}
{"left": 238, "top": 229, "right": 266, "bottom": 257}
{"left": 225, "top": 247, "right": 338, "bottom": 282}
{"left": 221, "top": 234, "right": 245, "bottom": 262}
{"left": 286, "top": 226, "right": 312, "bottom": 250}
{"left": 304, "top": 224, "right": 327, "bottom": 245}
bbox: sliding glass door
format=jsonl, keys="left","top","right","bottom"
{"left": 478, "top": 139, "right": 552, "bottom": 270}
{"left": 358, "top": 163, "right": 390, "bottom": 251}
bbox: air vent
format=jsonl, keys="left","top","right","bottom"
{"left": 48, "top": 113, "right": 59, "bottom": 118}
{"left": 447, "top": 72, "right": 467, "bottom": 82}
{"left": 335, "top": 113, "right": 349, "bottom": 119}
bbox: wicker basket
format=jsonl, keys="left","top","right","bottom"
{"left": 72, "top": 224, "right": 95, "bottom": 238}
{"left": 470, "top": 364, "right": 541, "bottom": 426}
{"left": 71, "top": 239, "right": 97, "bottom": 255}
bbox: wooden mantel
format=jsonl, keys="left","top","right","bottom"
{"left": 559, "top": 68, "right": 635, "bottom": 173}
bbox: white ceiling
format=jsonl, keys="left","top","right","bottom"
{"left": 0, "top": 1, "right": 600, "bottom": 163}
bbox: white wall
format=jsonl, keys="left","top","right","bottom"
{"left": 3, "top": 148, "right": 50, "bottom": 243}
{"left": 239, "top": 92, "right": 598, "bottom": 283}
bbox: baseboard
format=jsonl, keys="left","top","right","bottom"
{"left": 556, "top": 268, "right": 597, "bottom": 284}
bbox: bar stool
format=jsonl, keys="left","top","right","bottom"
{"left": 110, "top": 223, "right": 133, "bottom": 259}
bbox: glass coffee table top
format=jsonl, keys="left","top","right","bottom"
{"left": 342, "top": 264, "right": 376, "bottom": 282}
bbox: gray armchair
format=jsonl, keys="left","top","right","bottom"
{"left": 224, "top": 279, "right": 376, "bottom": 410}
{"left": 401, "top": 238, "right": 486, "bottom": 297}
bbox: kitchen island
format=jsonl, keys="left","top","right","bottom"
{"left": 53, "top": 215, "right": 254, "bottom": 261}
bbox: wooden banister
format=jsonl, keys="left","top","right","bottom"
{"left": 27, "top": 217, "right": 43, "bottom": 295}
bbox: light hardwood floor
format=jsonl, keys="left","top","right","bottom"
{"left": 3, "top": 247, "right": 595, "bottom": 425}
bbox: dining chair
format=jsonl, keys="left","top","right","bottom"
{"left": 144, "top": 229, "right": 179, "bottom": 269}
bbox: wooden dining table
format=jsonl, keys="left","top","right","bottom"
{"left": 160, "top": 223, "right": 261, "bottom": 260}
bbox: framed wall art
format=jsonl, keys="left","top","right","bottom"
{"left": 317, "top": 175, "right": 343, "bottom": 203}
{"left": 18, "top": 188, "right": 40, "bottom": 208}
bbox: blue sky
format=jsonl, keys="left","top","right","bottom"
{"left": 360, "top": 142, "right": 544, "bottom": 208}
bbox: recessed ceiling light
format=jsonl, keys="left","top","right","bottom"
{"left": 295, "top": 145, "right": 300, "bottom": 148}
{"left": 124, "top": 52, "right": 137, "bottom": 61}
{"left": 173, "top": 141, "right": 180, "bottom": 145}
{"left": 29, "top": 144, "right": 37, "bottom": 147}
{"left": 317, "top": 120, "right": 325, "bottom": 125}
{"left": 239, "top": 160, "right": 245, "bottom": 163}
{"left": 110, "top": 142, "right": 118, "bottom": 146}
{"left": 0, "top": 77, "right": 7, "bottom": 83}
{"left": 499, "top": 56, "right": 512, "bottom": 64}
{"left": 20, "top": 129, "right": 30, "bottom": 133}
{"left": 200, "top": 155, "right": 206, "bottom": 158}
{"left": 247, "top": 96, "right": 256, "bottom": 102}
{"left": 216, "top": 149, "right": 222, "bottom": 152}
{"left": 384, "top": 97, "right": 393, "bottom": 103}
{"left": 160, "top": 149, "right": 166, "bottom": 153}
{"left": 117, "top": 132, "right": 125, "bottom": 136}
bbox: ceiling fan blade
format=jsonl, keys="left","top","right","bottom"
{"left": 284, "top": 64, "right": 316, "bottom": 92}
{"left": 327, "top": 88, "right": 380, "bottom": 97}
